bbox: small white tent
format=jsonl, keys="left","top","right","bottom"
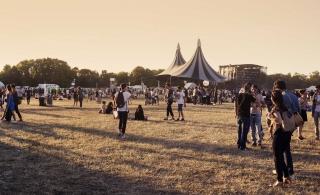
{"left": 0, "top": 81, "right": 5, "bottom": 89}
{"left": 306, "top": 86, "right": 316, "bottom": 92}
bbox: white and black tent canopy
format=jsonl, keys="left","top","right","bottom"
{"left": 158, "top": 43, "right": 186, "bottom": 76}
{"left": 170, "top": 40, "right": 225, "bottom": 83}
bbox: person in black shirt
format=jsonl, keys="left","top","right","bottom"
{"left": 235, "top": 83, "right": 255, "bottom": 150}
{"left": 11, "top": 84, "right": 23, "bottom": 121}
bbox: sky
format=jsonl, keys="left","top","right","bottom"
{"left": 0, "top": 0, "right": 320, "bottom": 74}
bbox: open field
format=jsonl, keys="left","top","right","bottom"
{"left": 0, "top": 98, "right": 319, "bottom": 194}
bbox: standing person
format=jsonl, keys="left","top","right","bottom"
{"left": 269, "top": 89, "right": 291, "bottom": 187}
{"left": 297, "top": 89, "right": 308, "bottom": 140}
{"left": 73, "top": 89, "right": 79, "bottom": 107}
{"left": 273, "top": 80, "right": 300, "bottom": 179}
{"left": 193, "top": 87, "right": 198, "bottom": 105}
{"left": 176, "top": 87, "right": 186, "bottom": 121}
{"left": 26, "top": 88, "right": 31, "bottom": 105}
{"left": 78, "top": 87, "right": 84, "bottom": 108}
{"left": 2, "top": 85, "right": 15, "bottom": 122}
{"left": 11, "top": 84, "right": 23, "bottom": 121}
{"left": 311, "top": 84, "right": 320, "bottom": 140}
{"left": 235, "top": 83, "right": 256, "bottom": 150}
{"left": 265, "top": 91, "right": 273, "bottom": 135}
{"left": 115, "top": 83, "right": 131, "bottom": 140}
{"left": 250, "top": 85, "right": 265, "bottom": 147}
{"left": 164, "top": 83, "right": 175, "bottom": 120}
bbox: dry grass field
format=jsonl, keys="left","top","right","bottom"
{"left": 0, "top": 98, "right": 319, "bottom": 194}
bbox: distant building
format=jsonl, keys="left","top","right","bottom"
{"left": 219, "top": 64, "right": 267, "bottom": 83}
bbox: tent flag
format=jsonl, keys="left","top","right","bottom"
{"left": 170, "top": 39, "right": 225, "bottom": 83}
{"left": 158, "top": 43, "right": 186, "bottom": 76}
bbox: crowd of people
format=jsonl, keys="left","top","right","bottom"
{"left": 1, "top": 80, "right": 319, "bottom": 188}
{"left": 235, "top": 80, "right": 320, "bottom": 187}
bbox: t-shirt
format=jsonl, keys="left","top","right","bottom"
{"left": 177, "top": 91, "right": 185, "bottom": 105}
{"left": 115, "top": 91, "right": 131, "bottom": 112}
{"left": 315, "top": 95, "right": 320, "bottom": 112}
{"left": 251, "top": 94, "right": 264, "bottom": 115}
{"left": 237, "top": 93, "right": 256, "bottom": 117}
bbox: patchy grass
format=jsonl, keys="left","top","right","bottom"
{"left": 0, "top": 98, "right": 319, "bottom": 194}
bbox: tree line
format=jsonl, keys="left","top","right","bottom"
{"left": 0, "top": 58, "right": 319, "bottom": 89}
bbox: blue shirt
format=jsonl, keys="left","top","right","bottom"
{"left": 282, "top": 90, "right": 300, "bottom": 113}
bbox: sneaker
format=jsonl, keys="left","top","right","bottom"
{"left": 272, "top": 170, "right": 277, "bottom": 175}
{"left": 180, "top": 118, "right": 185, "bottom": 121}
{"left": 175, "top": 118, "right": 180, "bottom": 121}
{"left": 163, "top": 117, "right": 168, "bottom": 120}
{"left": 272, "top": 181, "right": 283, "bottom": 187}
{"left": 289, "top": 174, "right": 295, "bottom": 180}
{"left": 121, "top": 134, "right": 126, "bottom": 140}
{"left": 252, "top": 142, "right": 257, "bottom": 147}
{"left": 298, "top": 136, "right": 305, "bottom": 140}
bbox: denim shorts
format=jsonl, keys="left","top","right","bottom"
{"left": 178, "top": 104, "right": 183, "bottom": 111}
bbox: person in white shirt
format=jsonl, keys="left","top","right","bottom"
{"left": 250, "top": 85, "right": 265, "bottom": 147}
{"left": 176, "top": 86, "right": 186, "bottom": 121}
{"left": 114, "top": 83, "right": 131, "bottom": 140}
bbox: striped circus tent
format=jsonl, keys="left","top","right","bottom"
{"left": 158, "top": 43, "right": 186, "bottom": 76}
{"left": 170, "top": 39, "right": 225, "bottom": 83}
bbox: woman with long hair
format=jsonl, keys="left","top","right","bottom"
{"left": 269, "top": 89, "right": 292, "bottom": 187}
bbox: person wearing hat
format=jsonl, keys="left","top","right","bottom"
{"left": 311, "top": 84, "right": 320, "bottom": 140}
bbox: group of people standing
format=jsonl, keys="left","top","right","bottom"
{"left": 1, "top": 84, "right": 23, "bottom": 122}
{"left": 72, "top": 87, "right": 84, "bottom": 108}
{"left": 236, "top": 80, "right": 319, "bottom": 187}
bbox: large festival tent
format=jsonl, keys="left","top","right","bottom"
{"left": 0, "top": 81, "right": 5, "bottom": 89}
{"left": 158, "top": 43, "right": 186, "bottom": 76}
{"left": 167, "top": 39, "right": 225, "bottom": 83}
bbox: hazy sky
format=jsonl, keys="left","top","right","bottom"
{"left": 1, "top": 0, "right": 320, "bottom": 74}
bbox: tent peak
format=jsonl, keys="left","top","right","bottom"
{"left": 177, "top": 43, "right": 180, "bottom": 50}
{"left": 197, "top": 39, "right": 201, "bottom": 47}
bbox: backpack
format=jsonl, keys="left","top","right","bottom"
{"left": 281, "top": 111, "right": 296, "bottom": 132}
{"left": 116, "top": 92, "right": 125, "bottom": 108}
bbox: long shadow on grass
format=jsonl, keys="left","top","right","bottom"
{"left": 20, "top": 121, "right": 320, "bottom": 165}
{"left": 0, "top": 140, "right": 180, "bottom": 194}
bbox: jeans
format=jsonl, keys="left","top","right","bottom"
{"left": 250, "top": 113, "right": 263, "bottom": 144}
{"left": 284, "top": 131, "right": 294, "bottom": 175}
{"left": 273, "top": 129, "right": 290, "bottom": 182}
{"left": 118, "top": 111, "right": 128, "bottom": 134}
{"left": 237, "top": 116, "right": 250, "bottom": 149}
{"left": 14, "top": 105, "right": 22, "bottom": 120}
{"left": 313, "top": 111, "right": 320, "bottom": 138}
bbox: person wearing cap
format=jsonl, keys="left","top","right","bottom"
{"left": 311, "top": 84, "right": 320, "bottom": 140}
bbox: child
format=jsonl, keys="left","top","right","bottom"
{"left": 176, "top": 86, "right": 186, "bottom": 121}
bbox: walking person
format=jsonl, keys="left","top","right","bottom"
{"left": 268, "top": 89, "right": 292, "bottom": 187}
{"left": 297, "top": 89, "right": 309, "bottom": 140}
{"left": 11, "top": 84, "right": 23, "bottom": 121}
{"left": 176, "top": 87, "right": 186, "bottom": 121}
{"left": 273, "top": 80, "right": 300, "bottom": 179}
{"left": 164, "top": 83, "right": 175, "bottom": 120}
{"left": 1, "top": 85, "right": 15, "bottom": 122}
{"left": 311, "top": 84, "right": 320, "bottom": 140}
{"left": 235, "top": 83, "right": 256, "bottom": 150}
{"left": 250, "top": 85, "right": 265, "bottom": 147}
{"left": 115, "top": 83, "right": 131, "bottom": 140}
{"left": 78, "top": 87, "right": 84, "bottom": 108}
{"left": 26, "top": 88, "right": 31, "bottom": 105}
{"left": 73, "top": 89, "right": 79, "bottom": 107}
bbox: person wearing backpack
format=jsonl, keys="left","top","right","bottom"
{"left": 114, "top": 83, "right": 131, "bottom": 140}
{"left": 273, "top": 80, "right": 300, "bottom": 179}
{"left": 11, "top": 84, "right": 23, "bottom": 121}
{"left": 268, "top": 89, "right": 292, "bottom": 187}
{"left": 164, "top": 83, "right": 175, "bottom": 120}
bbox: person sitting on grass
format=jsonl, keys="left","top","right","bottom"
{"left": 135, "top": 105, "right": 147, "bottom": 120}
{"left": 99, "top": 101, "right": 107, "bottom": 114}
{"left": 106, "top": 102, "right": 113, "bottom": 114}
